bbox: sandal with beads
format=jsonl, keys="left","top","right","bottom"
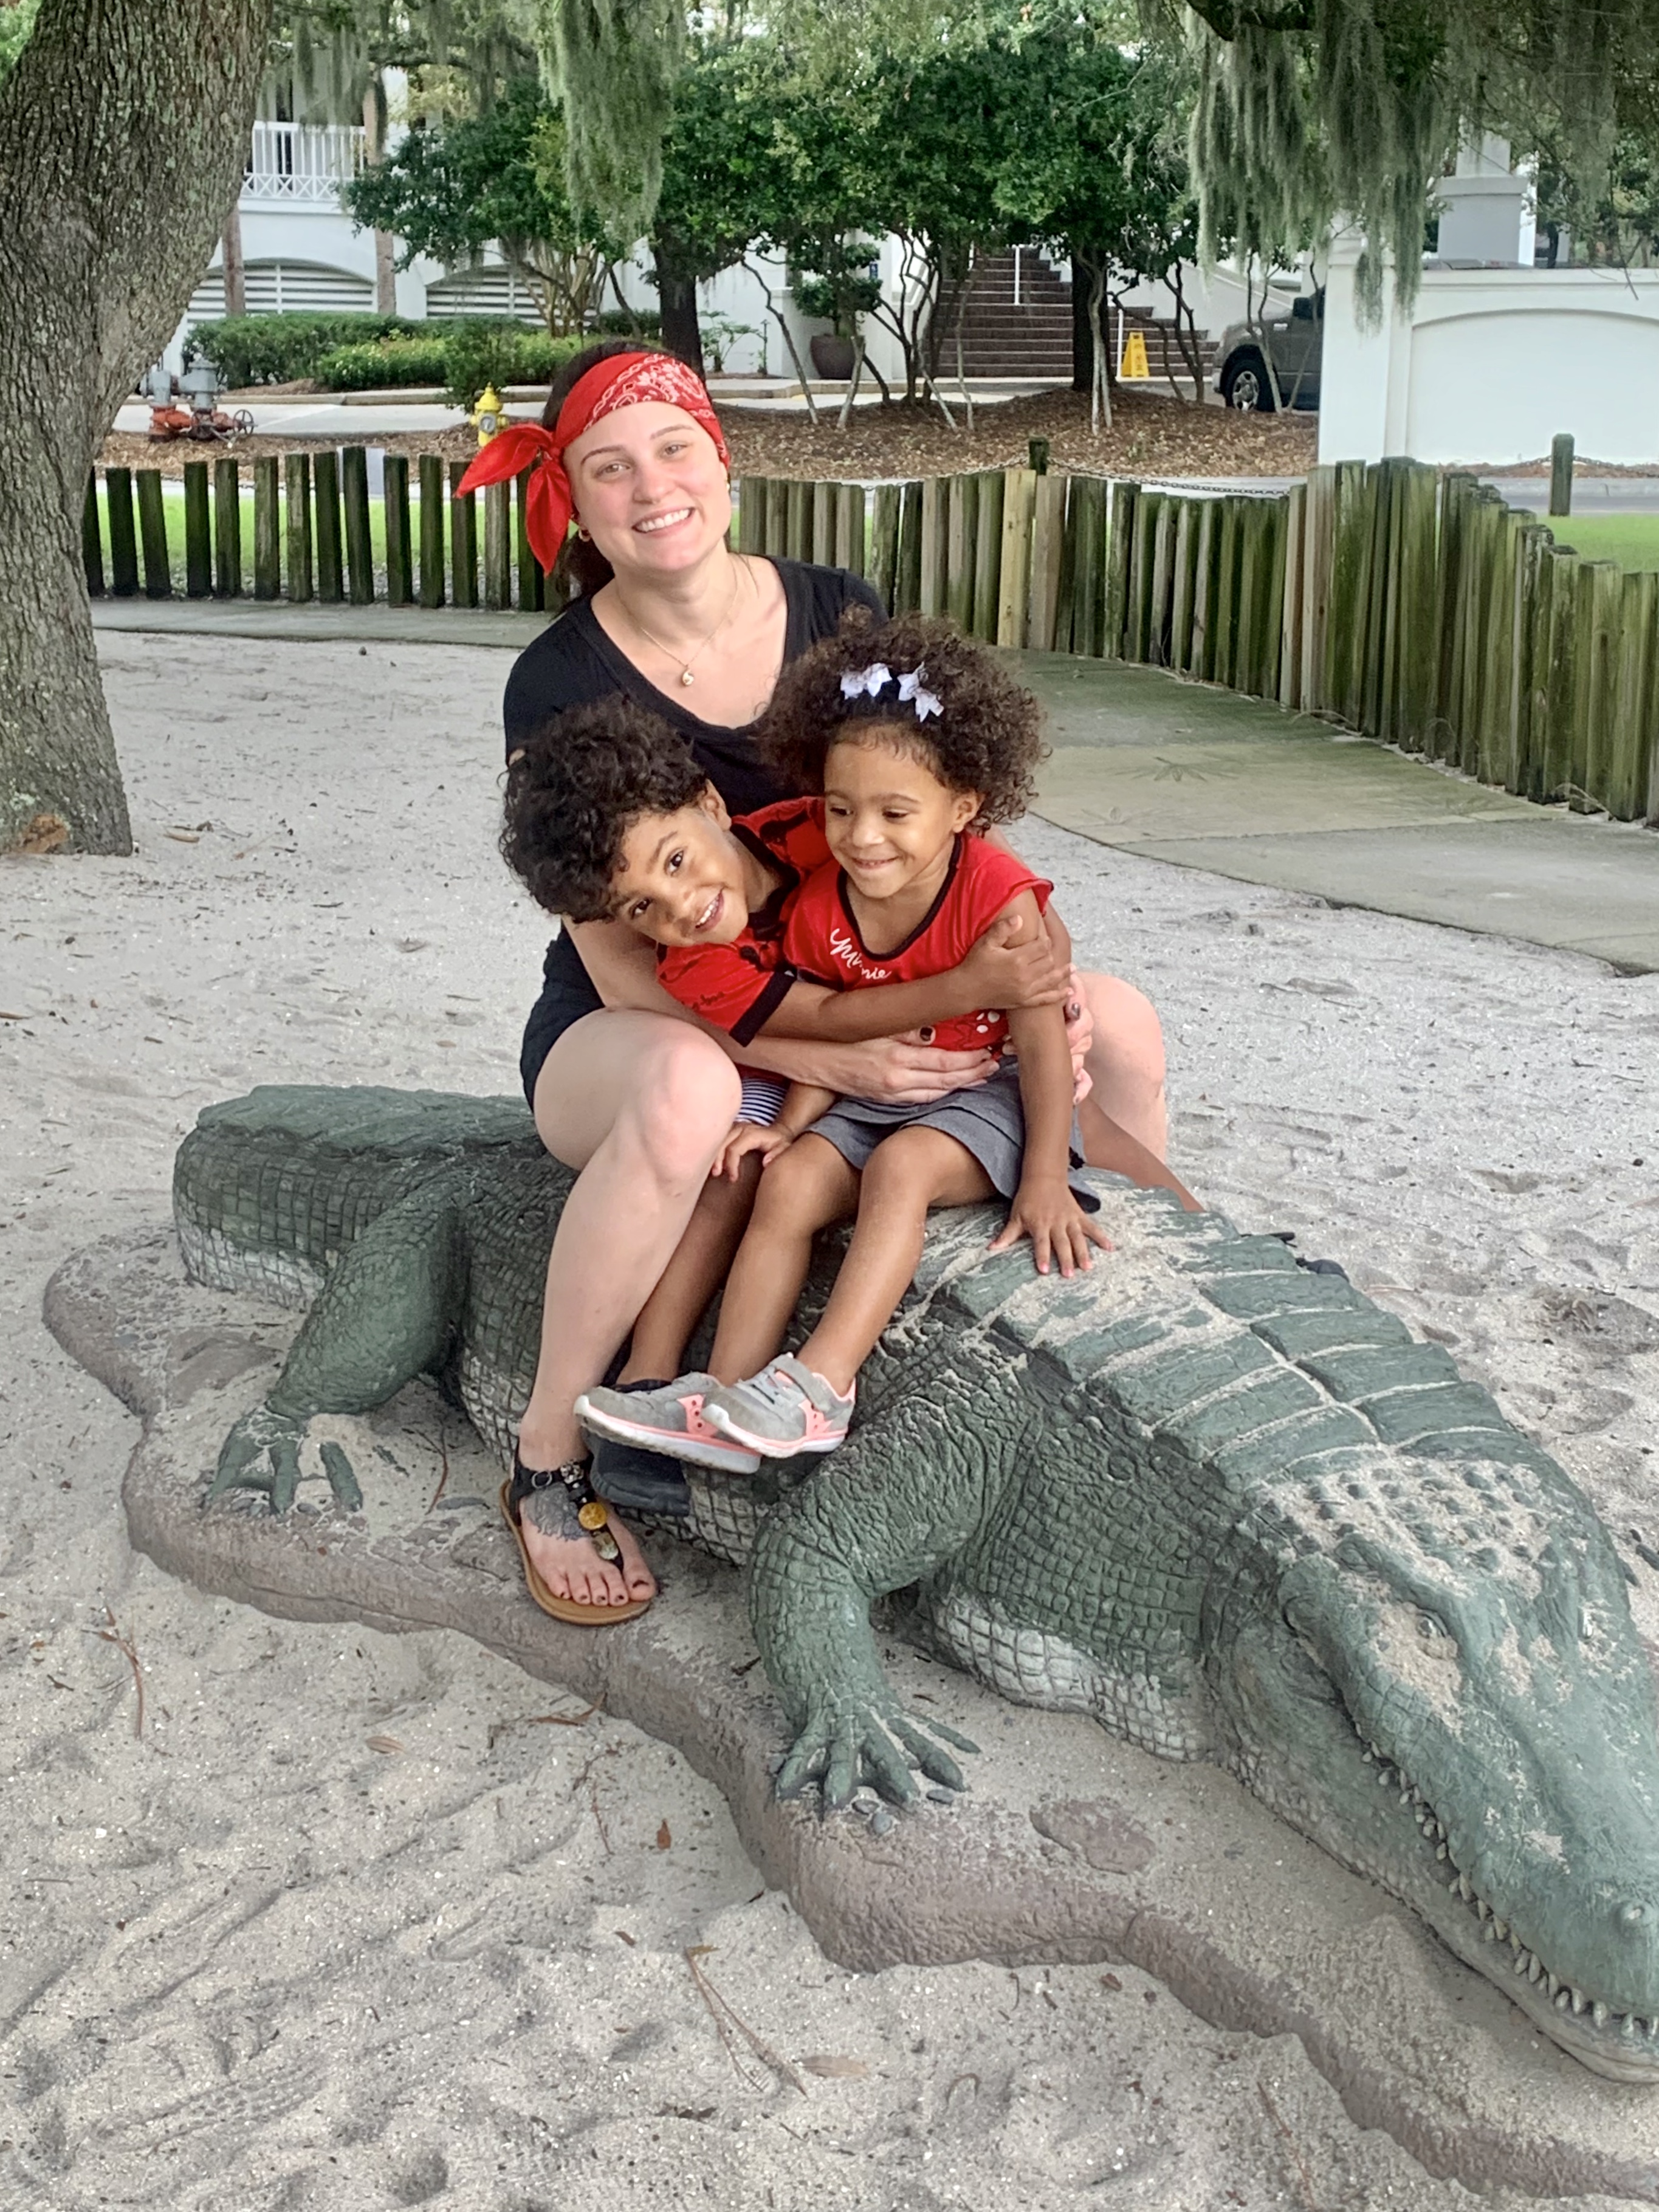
{"left": 500, "top": 1449, "right": 654, "bottom": 1626}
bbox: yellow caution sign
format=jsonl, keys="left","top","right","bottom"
{"left": 471, "top": 384, "right": 503, "bottom": 446}
{"left": 1118, "top": 328, "right": 1150, "bottom": 380}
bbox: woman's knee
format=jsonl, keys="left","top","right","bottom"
{"left": 1079, "top": 971, "right": 1166, "bottom": 1090}
{"left": 627, "top": 1033, "right": 741, "bottom": 1172}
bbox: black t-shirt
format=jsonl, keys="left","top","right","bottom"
{"left": 507, "top": 557, "right": 884, "bottom": 1019}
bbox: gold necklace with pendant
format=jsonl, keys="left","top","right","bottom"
{"left": 623, "top": 560, "right": 743, "bottom": 689}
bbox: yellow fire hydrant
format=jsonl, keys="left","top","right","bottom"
{"left": 471, "top": 385, "right": 503, "bottom": 446}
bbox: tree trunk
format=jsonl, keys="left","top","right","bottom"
{"left": 221, "top": 201, "right": 246, "bottom": 317}
{"left": 653, "top": 247, "right": 702, "bottom": 369}
{"left": 363, "top": 77, "right": 396, "bottom": 315}
{"left": 0, "top": 0, "right": 274, "bottom": 855}
{"left": 1071, "top": 246, "right": 1093, "bottom": 394}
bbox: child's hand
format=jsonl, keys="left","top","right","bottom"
{"left": 712, "top": 1118, "right": 797, "bottom": 1180}
{"left": 955, "top": 912, "right": 1070, "bottom": 1014}
{"left": 989, "top": 1176, "right": 1113, "bottom": 1278}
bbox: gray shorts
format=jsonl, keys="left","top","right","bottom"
{"left": 803, "top": 1061, "right": 1097, "bottom": 1208}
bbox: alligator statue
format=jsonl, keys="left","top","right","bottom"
{"left": 175, "top": 1084, "right": 1659, "bottom": 2086}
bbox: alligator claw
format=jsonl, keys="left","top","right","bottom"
{"left": 775, "top": 1699, "right": 978, "bottom": 1810}
{"left": 207, "top": 1404, "right": 363, "bottom": 1514}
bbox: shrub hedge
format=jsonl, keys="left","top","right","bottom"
{"left": 188, "top": 312, "right": 607, "bottom": 400}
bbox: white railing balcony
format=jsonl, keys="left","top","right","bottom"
{"left": 243, "top": 122, "right": 368, "bottom": 204}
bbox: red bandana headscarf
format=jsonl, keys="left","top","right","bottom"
{"left": 455, "top": 351, "right": 730, "bottom": 573}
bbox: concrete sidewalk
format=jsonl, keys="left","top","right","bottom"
{"left": 1017, "top": 654, "right": 1659, "bottom": 973}
{"left": 92, "top": 597, "right": 1659, "bottom": 973}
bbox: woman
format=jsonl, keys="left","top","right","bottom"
{"left": 466, "top": 342, "right": 1175, "bottom": 1622}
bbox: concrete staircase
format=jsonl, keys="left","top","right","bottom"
{"left": 937, "top": 249, "right": 1217, "bottom": 386}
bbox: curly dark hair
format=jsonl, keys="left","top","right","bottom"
{"left": 757, "top": 608, "right": 1045, "bottom": 830}
{"left": 501, "top": 698, "right": 709, "bottom": 921}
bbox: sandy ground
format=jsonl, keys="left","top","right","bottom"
{"left": 2, "top": 634, "right": 1657, "bottom": 2211}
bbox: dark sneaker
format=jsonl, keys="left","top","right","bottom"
{"left": 576, "top": 1373, "right": 761, "bottom": 1475}
{"left": 590, "top": 1423, "right": 693, "bottom": 1519}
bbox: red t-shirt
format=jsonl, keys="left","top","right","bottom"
{"left": 783, "top": 836, "right": 1053, "bottom": 1051}
{"left": 654, "top": 798, "right": 831, "bottom": 1044}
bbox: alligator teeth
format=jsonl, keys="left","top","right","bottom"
{"left": 1476, "top": 1898, "right": 1491, "bottom": 1921}
{"left": 1547, "top": 1974, "right": 1561, "bottom": 1999}
{"left": 1484, "top": 1923, "right": 1499, "bottom": 1943}
{"left": 1436, "top": 1844, "right": 1449, "bottom": 1861}
{"left": 1528, "top": 1956, "right": 1544, "bottom": 1983}
{"left": 1455, "top": 1875, "right": 1472, "bottom": 1901}
{"left": 1593, "top": 2001, "right": 1609, "bottom": 2028}
{"left": 1494, "top": 1919, "right": 1510, "bottom": 1942}
{"left": 1572, "top": 1989, "right": 1589, "bottom": 2015}
{"left": 1556, "top": 1988, "right": 1573, "bottom": 2010}
{"left": 1361, "top": 1748, "right": 1375, "bottom": 1764}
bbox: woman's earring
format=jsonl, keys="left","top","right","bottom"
{"left": 576, "top": 524, "right": 592, "bottom": 543}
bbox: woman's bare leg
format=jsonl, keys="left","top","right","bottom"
{"left": 520, "top": 1009, "right": 740, "bottom": 1606}
{"left": 1074, "top": 970, "right": 1170, "bottom": 1161}
{"left": 797, "top": 1130, "right": 992, "bottom": 1395}
{"left": 709, "top": 1137, "right": 860, "bottom": 1384}
{"left": 620, "top": 1156, "right": 761, "bottom": 1385}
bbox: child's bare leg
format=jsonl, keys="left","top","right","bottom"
{"left": 620, "top": 1156, "right": 761, "bottom": 1383}
{"left": 709, "top": 1136, "right": 860, "bottom": 1383}
{"left": 797, "top": 1128, "right": 992, "bottom": 1395}
{"left": 1077, "top": 1098, "right": 1203, "bottom": 1212}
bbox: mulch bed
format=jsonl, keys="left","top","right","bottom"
{"left": 100, "top": 385, "right": 1318, "bottom": 484}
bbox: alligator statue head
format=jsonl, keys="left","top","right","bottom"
{"left": 1211, "top": 1461, "right": 1659, "bottom": 2079}
{"left": 168, "top": 1086, "right": 1659, "bottom": 2083}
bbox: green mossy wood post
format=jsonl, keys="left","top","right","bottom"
{"left": 1102, "top": 483, "right": 1137, "bottom": 662}
{"left": 284, "top": 453, "right": 312, "bottom": 604}
{"left": 182, "top": 461, "right": 210, "bottom": 600}
{"left": 996, "top": 468, "right": 1036, "bottom": 650}
{"left": 419, "top": 455, "right": 445, "bottom": 610}
{"left": 136, "top": 467, "right": 171, "bottom": 599}
{"left": 1028, "top": 472, "right": 1066, "bottom": 651}
{"left": 765, "top": 479, "right": 791, "bottom": 562}
{"left": 1299, "top": 466, "right": 1336, "bottom": 713}
{"left": 383, "top": 455, "right": 413, "bottom": 608}
{"left": 1212, "top": 498, "right": 1240, "bottom": 688}
{"left": 835, "top": 483, "right": 865, "bottom": 577}
{"left": 1069, "top": 476, "right": 1104, "bottom": 658}
{"left": 212, "top": 458, "right": 240, "bottom": 599}
{"left": 0, "top": 0, "right": 272, "bottom": 854}
{"left": 896, "top": 481, "right": 924, "bottom": 615}
{"left": 1192, "top": 499, "right": 1217, "bottom": 681}
{"left": 1542, "top": 546, "right": 1581, "bottom": 802}
{"left": 342, "top": 447, "right": 373, "bottom": 606}
{"left": 1277, "top": 483, "right": 1305, "bottom": 708}
{"left": 314, "top": 450, "right": 343, "bottom": 605}
{"left": 972, "top": 471, "right": 1005, "bottom": 643}
{"left": 1393, "top": 465, "right": 1438, "bottom": 751}
{"left": 1576, "top": 561, "right": 1623, "bottom": 809}
{"left": 483, "top": 481, "right": 511, "bottom": 610}
{"left": 1170, "top": 499, "right": 1196, "bottom": 674}
{"left": 81, "top": 478, "right": 103, "bottom": 598}
{"left": 870, "top": 485, "right": 900, "bottom": 611}
{"left": 1550, "top": 433, "right": 1575, "bottom": 518}
{"left": 252, "top": 455, "right": 280, "bottom": 601}
{"left": 786, "top": 479, "right": 812, "bottom": 566}
{"left": 946, "top": 473, "right": 977, "bottom": 633}
{"left": 514, "top": 469, "right": 543, "bottom": 613}
{"left": 812, "top": 483, "right": 835, "bottom": 568}
{"left": 449, "top": 462, "right": 478, "bottom": 609}
{"left": 919, "top": 476, "right": 946, "bottom": 617}
{"left": 735, "top": 476, "right": 761, "bottom": 556}
{"left": 1610, "top": 569, "right": 1657, "bottom": 820}
{"left": 105, "top": 465, "right": 139, "bottom": 597}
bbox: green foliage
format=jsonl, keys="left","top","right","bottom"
{"left": 187, "top": 312, "right": 424, "bottom": 387}
{"left": 532, "top": 0, "right": 682, "bottom": 240}
{"left": 312, "top": 323, "right": 585, "bottom": 401}
{"left": 792, "top": 269, "right": 882, "bottom": 337}
{"left": 344, "top": 75, "right": 619, "bottom": 331}
{"left": 1177, "top": 0, "right": 1659, "bottom": 318}
{"left": 0, "top": 0, "right": 40, "bottom": 87}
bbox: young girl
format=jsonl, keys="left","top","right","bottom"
{"left": 579, "top": 613, "right": 1113, "bottom": 1465}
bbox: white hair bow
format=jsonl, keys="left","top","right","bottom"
{"left": 838, "top": 661, "right": 942, "bottom": 722}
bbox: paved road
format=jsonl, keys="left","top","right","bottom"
{"left": 92, "top": 599, "right": 1659, "bottom": 972}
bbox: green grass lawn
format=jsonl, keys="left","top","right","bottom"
{"left": 1539, "top": 511, "right": 1659, "bottom": 572}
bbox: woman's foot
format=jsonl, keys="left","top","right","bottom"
{"left": 513, "top": 1452, "right": 658, "bottom": 1610}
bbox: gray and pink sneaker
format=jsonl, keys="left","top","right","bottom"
{"left": 575, "top": 1373, "right": 760, "bottom": 1475}
{"left": 702, "top": 1355, "right": 855, "bottom": 1460}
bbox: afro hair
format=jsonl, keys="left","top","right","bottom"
{"left": 500, "top": 699, "right": 709, "bottom": 921}
{"left": 757, "top": 607, "right": 1045, "bottom": 831}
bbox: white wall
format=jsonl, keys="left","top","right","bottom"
{"left": 1321, "top": 227, "right": 1659, "bottom": 465}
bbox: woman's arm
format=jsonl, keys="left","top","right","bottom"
{"left": 757, "top": 910, "right": 1066, "bottom": 1043}
{"left": 562, "top": 917, "right": 1000, "bottom": 1104}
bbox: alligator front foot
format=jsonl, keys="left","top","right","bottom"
{"left": 775, "top": 1692, "right": 978, "bottom": 1810}
{"left": 206, "top": 1403, "right": 363, "bottom": 1515}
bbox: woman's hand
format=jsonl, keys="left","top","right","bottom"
{"left": 799, "top": 1034, "right": 999, "bottom": 1106}
{"left": 712, "top": 1118, "right": 795, "bottom": 1180}
{"left": 952, "top": 912, "right": 1071, "bottom": 1015}
{"left": 1064, "top": 967, "right": 1094, "bottom": 1105}
{"left": 989, "top": 1175, "right": 1113, "bottom": 1279}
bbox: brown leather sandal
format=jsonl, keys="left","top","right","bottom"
{"left": 500, "top": 1451, "right": 653, "bottom": 1626}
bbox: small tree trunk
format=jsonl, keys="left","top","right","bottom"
{"left": 654, "top": 247, "right": 702, "bottom": 369}
{"left": 362, "top": 79, "right": 396, "bottom": 315}
{"left": 221, "top": 200, "right": 246, "bottom": 318}
{"left": 1071, "top": 247, "right": 1093, "bottom": 394}
{"left": 0, "top": 0, "right": 273, "bottom": 854}
{"left": 1086, "top": 262, "right": 1112, "bottom": 433}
